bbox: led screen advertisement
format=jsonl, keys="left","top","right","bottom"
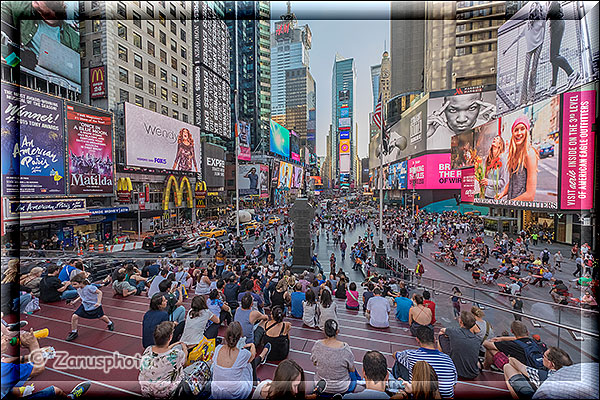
{"left": 290, "top": 130, "right": 300, "bottom": 162}
{"left": 382, "top": 98, "right": 428, "bottom": 165}
{"left": 259, "top": 165, "right": 269, "bottom": 198}
{"left": 1, "top": 83, "right": 66, "bottom": 196}
{"left": 1, "top": 1, "right": 81, "bottom": 92}
{"left": 386, "top": 161, "right": 407, "bottom": 190}
{"left": 427, "top": 87, "right": 496, "bottom": 151}
{"left": 277, "top": 161, "right": 293, "bottom": 189}
{"left": 125, "top": 102, "right": 202, "bottom": 173}
{"left": 450, "top": 130, "right": 475, "bottom": 170}
{"left": 239, "top": 164, "right": 262, "bottom": 196}
{"left": 461, "top": 168, "right": 476, "bottom": 203}
{"left": 407, "top": 154, "right": 462, "bottom": 190}
{"left": 560, "top": 89, "right": 595, "bottom": 210}
{"left": 496, "top": 1, "right": 599, "bottom": 115}
{"left": 66, "top": 102, "right": 114, "bottom": 195}
{"left": 202, "top": 143, "right": 225, "bottom": 188}
{"left": 472, "top": 95, "right": 560, "bottom": 209}
{"left": 237, "top": 121, "right": 251, "bottom": 161}
{"left": 292, "top": 165, "right": 304, "bottom": 189}
{"left": 270, "top": 120, "right": 290, "bottom": 158}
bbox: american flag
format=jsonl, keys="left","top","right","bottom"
{"left": 373, "top": 93, "right": 383, "bottom": 130}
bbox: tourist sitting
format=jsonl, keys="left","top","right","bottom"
{"left": 139, "top": 321, "right": 188, "bottom": 398}
{"left": 317, "top": 289, "right": 338, "bottom": 330}
{"left": 157, "top": 279, "right": 186, "bottom": 323}
{"left": 124, "top": 264, "right": 147, "bottom": 294}
{"left": 210, "top": 322, "right": 271, "bottom": 399}
{"left": 258, "top": 305, "right": 291, "bottom": 362}
{"left": 408, "top": 294, "right": 433, "bottom": 336}
{"left": 335, "top": 278, "right": 348, "bottom": 300}
{"left": 581, "top": 290, "right": 598, "bottom": 310}
{"left": 366, "top": 288, "right": 391, "bottom": 329}
{"left": 234, "top": 293, "right": 268, "bottom": 346}
{"left": 112, "top": 271, "right": 138, "bottom": 297}
{"left": 39, "top": 264, "right": 78, "bottom": 303}
{"left": 302, "top": 288, "right": 318, "bottom": 328}
{"left": 531, "top": 362, "right": 598, "bottom": 399}
{"left": 399, "top": 361, "right": 442, "bottom": 400}
{"left": 422, "top": 290, "right": 436, "bottom": 324}
{"left": 207, "top": 289, "right": 232, "bottom": 334}
{"left": 362, "top": 282, "right": 375, "bottom": 312}
{"left": 310, "top": 319, "right": 360, "bottom": 395}
{"left": 438, "top": 311, "right": 481, "bottom": 379}
{"left": 503, "top": 346, "right": 572, "bottom": 400}
{"left": 346, "top": 282, "right": 360, "bottom": 310}
{"left": 270, "top": 279, "right": 291, "bottom": 314}
{"left": 471, "top": 306, "right": 494, "bottom": 356}
{"left": 393, "top": 325, "right": 457, "bottom": 399}
{"left": 252, "top": 359, "right": 305, "bottom": 399}
{"left": 394, "top": 288, "right": 412, "bottom": 323}
{"left": 483, "top": 321, "right": 545, "bottom": 371}
{"left": 290, "top": 283, "right": 305, "bottom": 319}
{"left": 342, "top": 351, "right": 391, "bottom": 399}
{"left": 143, "top": 294, "right": 177, "bottom": 348}
{"left": 147, "top": 269, "right": 168, "bottom": 298}
{"left": 20, "top": 267, "right": 44, "bottom": 298}
{"left": 180, "top": 295, "right": 219, "bottom": 344}
{"left": 549, "top": 280, "right": 569, "bottom": 304}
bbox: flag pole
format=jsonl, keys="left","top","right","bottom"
{"left": 375, "top": 97, "right": 386, "bottom": 269}
{"left": 234, "top": 90, "right": 240, "bottom": 238}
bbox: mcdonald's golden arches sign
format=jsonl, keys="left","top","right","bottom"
{"left": 90, "top": 66, "right": 106, "bottom": 98}
{"left": 162, "top": 175, "right": 193, "bottom": 210}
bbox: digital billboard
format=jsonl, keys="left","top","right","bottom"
{"left": 237, "top": 121, "right": 251, "bottom": 161}
{"left": 270, "top": 120, "right": 290, "bottom": 158}
{"left": 292, "top": 166, "right": 304, "bottom": 189}
{"left": 427, "top": 87, "right": 496, "bottom": 151}
{"left": 1, "top": 83, "right": 66, "bottom": 196}
{"left": 125, "top": 102, "right": 202, "bottom": 173}
{"left": 277, "top": 161, "right": 293, "bottom": 189}
{"left": 473, "top": 95, "right": 560, "bottom": 209}
{"left": 239, "top": 164, "right": 262, "bottom": 196}
{"left": 461, "top": 168, "right": 476, "bottom": 203}
{"left": 339, "top": 139, "right": 351, "bottom": 154}
{"left": 259, "top": 165, "right": 269, "bottom": 198}
{"left": 340, "top": 108, "right": 349, "bottom": 118}
{"left": 560, "top": 89, "right": 595, "bottom": 210}
{"left": 66, "top": 102, "right": 113, "bottom": 195}
{"left": 496, "top": 1, "right": 599, "bottom": 115}
{"left": 407, "top": 154, "right": 462, "bottom": 190}
{"left": 338, "top": 117, "right": 351, "bottom": 128}
{"left": 290, "top": 130, "right": 300, "bottom": 162}
{"left": 202, "top": 143, "right": 225, "bottom": 188}
{"left": 1, "top": 1, "right": 81, "bottom": 92}
{"left": 450, "top": 130, "right": 475, "bottom": 170}
{"left": 386, "top": 162, "right": 407, "bottom": 190}
{"left": 339, "top": 154, "right": 351, "bottom": 174}
{"left": 382, "top": 97, "right": 428, "bottom": 165}
{"left": 339, "top": 129, "right": 350, "bottom": 140}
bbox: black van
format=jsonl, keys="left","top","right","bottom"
{"left": 142, "top": 234, "right": 185, "bottom": 252}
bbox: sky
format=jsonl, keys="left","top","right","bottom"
{"left": 270, "top": 2, "right": 391, "bottom": 159}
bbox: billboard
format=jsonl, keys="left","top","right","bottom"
{"left": 382, "top": 97, "right": 428, "bottom": 165}
{"left": 292, "top": 165, "right": 304, "bottom": 189}
{"left": 473, "top": 96, "right": 560, "bottom": 209}
{"left": 290, "top": 130, "right": 300, "bottom": 162}
{"left": 202, "top": 143, "right": 225, "bottom": 188}
{"left": 386, "top": 162, "right": 407, "bottom": 190}
{"left": 90, "top": 66, "right": 106, "bottom": 99}
{"left": 560, "top": 89, "right": 595, "bottom": 210}
{"left": 340, "top": 108, "right": 349, "bottom": 118}
{"left": 339, "top": 153, "right": 351, "bottom": 173}
{"left": 259, "top": 164, "right": 269, "bottom": 198}
{"left": 239, "top": 164, "right": 261, "bottom": 196}
{"left": 427, "top": 87, "right": 496, "bottom": 151}
{"left": 1, "top": 83, "right": 66, "bottom": 196}
{"left": 407, "top": 154, "right": 462, "bottom": 190}
{"left": 66, "top": 102, "right": 114, "bottom": 195}
{"left": 277, "top": 161, "right": 293, "bottom": 189}
{"left": 270, "top": 120, "right": 290, "bottom": 158}
{"left": 450, "top": 130, "right": 475, "bottom": 170}
{"left": 339, "top": 139, "right": 351, "bottom": 154}
{"left": 496, "top": 1, "right": 599, "bottom": 115}
{"left": 339, "top": 129, "right": 350, "bottom": 140}
{"left": 125, "top": 102, "right": 202, "bottom": 173}
{"left": 271, "top": 160, "right": 280, "bottom": 183}
{"left": 461, "top": 168, "right": 476, "bottom": 203}
{"left": 1, "top": 1, "right": 81, "bottom": 92}
{"left": 237, "top": 121, "right": 251, "bottom": 161}
{"left": 338, "top": 117, "right": 351, "bottom": 128}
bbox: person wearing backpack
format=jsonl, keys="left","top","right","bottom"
{"left": 482, "top": 321, "right": 546, "bottom": 371}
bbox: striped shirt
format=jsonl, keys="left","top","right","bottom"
{"left": 395, "top": 347, "right": 457, "bottom": 399}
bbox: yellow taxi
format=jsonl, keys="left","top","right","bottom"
{"left": 268, "top": 216, "right": 281, "bottom": 225}
{"left": 243, "top": 221, "right": 261, "bottom": 234}
{"left": 199, "top": 228, "right": 227, "bottom": 238}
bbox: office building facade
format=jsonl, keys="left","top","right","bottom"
{"left": 331, "top": 55, "right": 356, "bottom": 187}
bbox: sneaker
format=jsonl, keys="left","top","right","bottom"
{"left": 261, "top": 343, "right": 271, "bottom": 365}
{"left": 315, "top": 379, "right": 327, "bottom": 395}
{"left": 65, "top": 297, "right": 79, "bottom": 305}
{"left": 66, "top": 331, "right": 78, "bottom": 341}
{"left": 7, "top": 321, "right": 28, "bottom": 331}
{"left": 107, "top": 322, "right": 114, "bottom": 331}
{"left": 67, "top": 381, "right": 91, "bottom": 399}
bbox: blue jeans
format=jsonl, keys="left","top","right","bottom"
{"left": 129, "top": 279, "right": 146, "bottom": 295}
{"left": 13, "top": 293, "right": 32, "bottom": 313}
{"left": 61, "top": 290, "right": 79, "bottom": 300}
{"left": 170, "top": 305, "right": 186, "bottom": 323}
{"left": 264, "top": 281, "right": 277, "bottom": 306}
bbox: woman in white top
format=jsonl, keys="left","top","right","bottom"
{"left": 252, "top": 359, "right": 305, "bottom": 399}
{"left": 179, "top": 295, "right": 219, "bottom": 346}
{"left": 194, "top": 268, "right": 211, "bottom": 296}
{"left": 211, "top": 321, "right": 271, "bottom": 399}
{"left": 302, "top": 288, "right": 318, "bottom": 328}
{"left": 316, "top": 289, "right": 338, "bottom": 330}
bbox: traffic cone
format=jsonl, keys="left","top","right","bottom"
{"left": 78, "top": 247, "right": 83, "bottom": 256}
{"left": 89, "top": 244, "right": 94, "bottom": 252}
{"left": 98, "top": 243, "right": 104, "bottom": 252}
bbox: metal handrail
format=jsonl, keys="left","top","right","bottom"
{"left": 392, "top": 276, "right": 600, "bottom": 339}
{"left": 384, "top": 254, "right": 598, "bottom": 314}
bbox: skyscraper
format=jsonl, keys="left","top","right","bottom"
{"left": 331, "top": 55, "right": 356, "bottom": 187}
{"left": 370, "top": 64, "right": 381, "bottom": 111}
{"left": 225, "top": 1, "right": 271, "bottom": 154}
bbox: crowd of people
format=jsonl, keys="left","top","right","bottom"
{"left": 1, "top": 202, "right": 598, "bottom": 399}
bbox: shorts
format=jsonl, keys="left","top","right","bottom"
{"left": 493, "top": 351, "right": 509, "bottom": 369}
{"left": 74, "top": 304, "right": 105, "bottom": 319}
{"left": 508, "top": 374, "right": 536, "bottom": 399}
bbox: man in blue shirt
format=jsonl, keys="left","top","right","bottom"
{"left": 394, "top": 288, "right": 413, "bottom": 322}
{"left": 290, "top": 283, "right": 305, "bottom": 318}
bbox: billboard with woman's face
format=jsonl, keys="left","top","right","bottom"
{"left": 471, "top": 95, "right": 560, "bottom": 209}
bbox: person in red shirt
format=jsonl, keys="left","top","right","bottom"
{"left": 422, "top": 290, "right": 436, "bottom": 324}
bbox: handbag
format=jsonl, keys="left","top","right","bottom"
{"left": 173, "top": 360, "right": 212, "bottom": 399}
{"left": 187, "top": 336, "right": 216, "bottom": 366}
{"left": 24, "top": 297, "right": 40, "bottom": 313}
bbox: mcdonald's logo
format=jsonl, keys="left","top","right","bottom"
{"left": 162, "top": 175, "right": 193, "bottom": 210}
{"left": 116, "top": 177, "right": 132, "bottom": 203}
{"left": 90, "top": 66, "right": 106, "bottom": 99}
{"left": 195, "top": 181, "right": 207, "bottom": 198}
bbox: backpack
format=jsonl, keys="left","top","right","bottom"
{"left": 515, "top": 339, "right": 545, "bottom": 369}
